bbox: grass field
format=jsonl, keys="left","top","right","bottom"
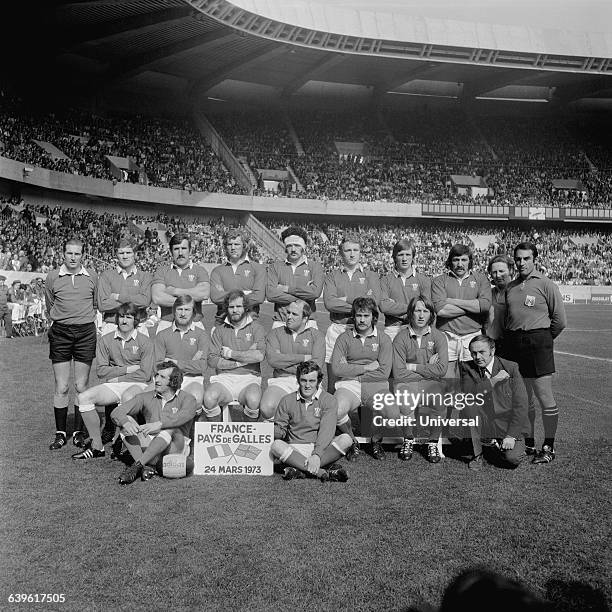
{"left": 0, "top": 304, "right": 610, "bottom": 612}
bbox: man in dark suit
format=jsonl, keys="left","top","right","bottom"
{"left": 460, "top": 334, "right": 529, "bottom": 470}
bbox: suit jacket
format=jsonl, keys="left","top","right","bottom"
{"left": 460, "top": 356, "right": 529, "bottom": 439}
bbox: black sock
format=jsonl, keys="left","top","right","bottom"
{"left": 74, "top": 405, "right": 85, "bottom": 434}
{"left": 54, "top": 407, "right": 68, "bottom": 433}
{"left": 104, "top": 404, "right": 117, "bottom": 431}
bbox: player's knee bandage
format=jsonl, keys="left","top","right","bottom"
{"left": 243, "top": 406, "right": 259, "bottom": 419}
{"left": 279, "top": 446, "right": 293, "bottom": 463}
{"left": 79, "top": 403, "right": 96, "bottom": 413}
{"left": 156, "top": 430, "right": 173, "bottom": 445}
{"left": 337, "top": 415, "right": 350, "bottom": 426}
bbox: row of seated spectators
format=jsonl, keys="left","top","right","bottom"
{"left": 2, "top": 89, "right": 611, "bottom": 207}
{"left": 1, "top": 197, "right": 610, "bottom": 285}
{"left": 0, "top": 89, "right": 244, "bottom": 194}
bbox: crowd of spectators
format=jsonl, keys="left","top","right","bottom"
{"left": 1, "top": 196, "right": 610, "bottom": 285}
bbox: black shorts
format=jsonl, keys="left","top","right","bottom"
{"left": 504, "top": 328, "right": 555, "bottom": 378}
{"left": 48, "top": 322, "right": 97, "bottom": 364}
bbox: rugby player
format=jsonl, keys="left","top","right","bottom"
{"left": 503, "top": 242, "right": 566, "bottom": 464}
{"left": 45, "top": 238, "right": 98, "bottom": 450}
{"left": 154, "top": 295, "right": 209, "bottom": 408}
{"left": 152, "top": 233, "right": 209, "bottom": 332}
{"left": 323, "top": 233, "right": 380, "bottom": 391}
{"left": 97, "top": 238, "right": 152, "bottom": 336}
{"left": 203, "top": 290, "right": 265, "bottom": 422}
{"left": 460, "top": 335, "right": 530, "bottom": 470}
{"left": 260, "top": 299, "right": 325, "bottom": 421}
{"left": 431, "top": 244, "right": 492, "bottom": 379}
{"left": 330, "top": 297, "right": 392, "bottom": 460}
{"left": 72, "top": 302, "right": 154, "bottom": 459}
{"left": 266, "top": 226, "right": 323, "bottom": 328}
{"left": 210, "top": 230, "right": 265, "bottom": 323}
{"left": 379, "top": 238, "right": 432, "bottom": 341}
{"left": 391, "top": 296, "right": 448, "bottom": 463}
{"left": 271, "top": 361, "right": 351, "bottom": 482}
{"left": 112, "top": 362, "right": 197, "bottom": 484}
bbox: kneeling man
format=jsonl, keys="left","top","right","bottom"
{"left": 271, "top": 361, "right": 352, "bottom": 481}
{"left": 112, "top": 361, "right": 197, "bottom": 484}
{"left": 460, "top": 335, "right": 529, "bottom": 470}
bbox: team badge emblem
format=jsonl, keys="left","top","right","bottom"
{"left": 366, "top": 289, "right": 372, "bottom": 296}
{"left": 359, "top": 278, "right": 365, "bottom": 284}
{"left": 244, "top": 269, "right": 250, "bottom": 277}
{"left": 304, "top": 269, "right": 310, "bottom": 277}
{"left": 525, "top": 295, "right": 536, "bottom": 307}
{"left": 371, "top": 343, "right": 378, "bottom": 351}
{"left": 314, "top": 405, "right": 321, "bottom": 417}
{"left": 132, "top": 346, "right": 139, "bottom": 354}
{"left": 245, "top": 333, "right": 252, "bottom": 340}
{"left": 172, "top": 405, "right": 179, "bottom": 414}
{"left": 133, "top": 279, "right": 140, "bottom": 286}
{"left": 188, "top": 274, "right": 195, "bottom": 282}
{"left": 427, "top": 341, "right": 435, "bottom": 350}
{"left": 302, "top": 339, "right": 309, "bottom": 346}
{"left": 470, "top": 281, "right": 476, "bottom": 288}
{"left": 189, "top": 338, "right": 196, "bottom": 346}
{"left": 216, "top": 284, "right": 223, "bottom": 291}
{"left": 412, "top": 283, "right": 418, "bottom": 291}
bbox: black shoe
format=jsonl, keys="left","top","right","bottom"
{"left": 49, "top": 433, "right": 67, "bottom": 450}
{"left": 525, "top": 445, "right": 537, "bottom": 456}
{"left": 282, "top": 467, "right": 306, "bottom": 481}
{"left": 110, "top": 436, "right": 123, "bottom": 459}
{"left": 141, "top": 465, "right": 156, "bottom": 481}
{"left": 101, "top": 428, "right": 115, "bottom": 446}
{"left": 345, "top": 441, "right": 361, "bottom": 462}
{"left": 72, "top": 443, "right": 105, "bottom": 460}
{"left": 468, "top": 453, "right": 483, "bottom": 471}
{"left": 115, "top": 450, "right": 134, "bottom": 466}
{"left": 533, "top": 445, "right": 555, "bottom": 464}
{"left": 399, "top": 438, "right": 414, "bottom": 461}
{"left": 371, "top": 441, "right": 385, "bottom": 460}
{"left": 72, "top": 431, "right": 88, "bottom": 448}
{"left": 326, "top": 463, "right": 348, "bottom": 482}
{"left": 119, "top": 461, "right": 143, "bottom": 485}
{"left": 426, "top": 442, "right": 441, "bottom": 464}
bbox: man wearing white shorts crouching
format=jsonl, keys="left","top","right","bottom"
{"left": 260, "top": 300, "right": 325, "bottom": 421}
{"left": 72, "top": 302, "right": 154, "bottom": 460}
{"left": 203, "top": 290, "right": 265, "bottom": 422}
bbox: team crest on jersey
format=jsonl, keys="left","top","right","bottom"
{"left": 470, "top": 281, "right": 476, "bottom": 288}
{"left": 359, "top": 277, "right": 365, "bottom": 284}
{"left": 371, "top": 343, "right": 378, "bottom": 351}
{"left": 314, "top": 405, "right": 321, "bottom": 417}
{"left": 427, "top": 341, "right": 435, "bottom": 350}
{"left": 366, "top": 289, "right": 372, "bottom": 296}
{"left": 189, "top": 337, "right": 196, "bottom": 346}
{"left": 133, "top": 279, "right": 140, "bottom": 286}
{"left": 131, "top": 346, "right": 139, "bottom": 354}
{"left": 245, "top": 332, "right": 252, "bottom": 341}
{"left": 304, "top": 269, "right": 310, "bottom": 277}
{"left": 215, "top": 284, "right": 223, "bottom": 291}
{"left": 244, "top": 269, "right": 250, "bottom": 277}
{"left": 524, "top": 295, "right": 536, "bottom": 307}
{"left": 412, "top": 283, "right": 418, "bottom": 291}
{"left": 171, "top": 405, "right": 179, "bottom": 414}
{"left": 302, "top": 338, "right": 309, "bottom": 346}
{"left": 188, "top": 274, "right": 195, "bottom": 282}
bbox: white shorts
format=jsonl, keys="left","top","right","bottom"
{"left": 102, "top": 381, "right": 150, "bottom": 401}
{"left": 272, "top": 319, "right": 319, "bottom": 330}
{"left": 181, "top": 376, "right": 204, "bottom": 392}
{"left": 266, "top": 376, "right": 299, "bottom": 395}
{"left": 209, "top": 373, "right": 262, "bottom": 402}
{"left": 99, "top": 322, "right": 150, "bottom": 338}
{"left": 281, "top": 443, "right": 315, "bottom": 462}
{"left": 325, "top": 322, "right": 347, "bottom": 363}
{"left": 335, "top": 379, "right": 361, "bottom": 401}
{"left": 445, "top": 330, "right": 481, "bottom": 362}
{"left": 122, "top": 431, "right": 191, "bottom": 455}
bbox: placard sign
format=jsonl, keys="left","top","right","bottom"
{"left": 194, "top": 422, "right": 274, "bottom": 476}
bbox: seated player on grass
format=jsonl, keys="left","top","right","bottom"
{"left": 154, "top": 295, "right": 209, "bottom": 409}
{"left": 271, "top": 361, "right": 352, "bottom": 482}
{"left": 330, "top": 297, "right": 392, "bottom": 461}
{"left": 460, "top": 334, "right": 530, "bottom": 470}
{"left": 390, "top": 296, "right": 448, "bottom": 464}
{"left": 72, "top": 302, "right": 154, "bottom": 460}
{"left": 112, "top": 361, "right": 197, "bottom": 485}
{"left": 203, "top": 290, "right": 265, "bottom": 423}
{"left": 260, "top": 299, "right": 325, "bottom": 422}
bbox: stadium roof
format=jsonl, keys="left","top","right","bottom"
{"left": 12, "top": 0, "right": 612, "bottom": 110}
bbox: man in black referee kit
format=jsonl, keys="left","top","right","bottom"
{"left": 504, "top": 242, "right": 566, "bottom": 464}
{"left": 44, "top": 239, "right": 98, "bottom": 451}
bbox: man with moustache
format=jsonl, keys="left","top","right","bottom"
{"left": 203, "top": 290, "right": 266, "bottom": 422}
{"left": 486, "top": 254, "right": 515, "bottom": 355}
{"left": 152, "top": 233, "right": 209, "bottom": 332}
